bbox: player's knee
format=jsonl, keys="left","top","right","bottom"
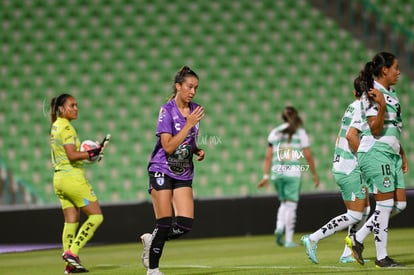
{"left": 347, "top": 209, "right": 363, "bottom": 223}
{"left": 156, "top": 217, "right": 172, "bottom": 232}
{"left": 376, "top": 198, "right": 394, "bottom": 214}
{"left": 89, "top": 214, "right": 104, "bottom": 227}
{"left": 391, "top": 201, "right": 407, "bottom": 217}
{"left": 168, "top": 216, "right": 193, "bottom": 240}
{"left": 395, "top": 201, "right": 407, "bottom": 212}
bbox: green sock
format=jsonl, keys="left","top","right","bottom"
{"left": 71, "top": 214, "right": 103, "bottom": 255}
{"left": 62, "top": 222, "right": 79, "bottom": 252}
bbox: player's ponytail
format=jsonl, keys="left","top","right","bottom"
{"left": 50, "top": 97, "right": 58, "bottom": 124}
{"left": 354, "top": 63, "right": 374, "bottom": 97}
{"left": 281, "top": 106, "right": 303, "bottom": 142}
{"left": 167, "top": 66, "right": 199, "bottom": 101}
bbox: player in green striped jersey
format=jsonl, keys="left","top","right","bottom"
{"left": 258, "top": 106, "right": 319, "bottom": 248}
{"left": 301, "top": 76, "right": 371, "bottom": 264}
{"left": 346, "top": 52, "right": 407, "bottom": 268}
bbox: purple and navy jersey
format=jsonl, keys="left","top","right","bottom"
{"left": 148, "top": 100, "right": 201, "bottom": 180}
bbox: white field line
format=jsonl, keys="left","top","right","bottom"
{"left": 162, "top": 264, "right": 414, "bottom": 270}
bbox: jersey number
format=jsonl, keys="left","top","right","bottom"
{"left": 381, "top": 164, "right": 391, "bottom": 175}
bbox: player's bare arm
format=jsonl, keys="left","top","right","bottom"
{"left": 302, "top": 147, "right": 319, "bottom": 187}
{"left": 64, "top": 144, "right": 90, "bottom": 161}
{"left": 345, "top": 127, "right": 360, "bottom": 153}
{"left": 161, "top": 106, "right": 204, "bottom": 154}
{"left": 400, "top": 144, "right": 408, "bottom": 173}
{"left": 257, "top": 146, "right": 272, "bottom": 188}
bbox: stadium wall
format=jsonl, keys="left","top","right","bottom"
{"left": 1, "top": 189, "right": 413, "bottom": 244}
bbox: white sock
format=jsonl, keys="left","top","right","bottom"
{"left": 284, "top": 201, "right": 297, "bottom": 243}
{"left": 275, "top": 202, "right": 286, "bottom": 233}
{"left": 390, "top": 201, "right": 406, "bottom": 218}
{"left": 356, "top": 199, "right": 393, "bottom": 260}
{"left": 360, "top": 206, "right": 371, "bottom": 229}
{"left": 341, "top": 207, "right": 369, "bottom": 258}
{"left": 310, "top": 210, "right": 362, "bottom": 243}
{"left": 354, "top": 206, "right": 375, "bottom": 244}
{"left": 341, "top": 226, "right": 353, "bottom": 257}
{"left": 351, "top": 206, "right": 371, "bottom": 234}
{"left": 373, "top": 199, "right": 393, "bottom": 260}
{"left": 341, "top": 239, "right": 353, "bottom": 258}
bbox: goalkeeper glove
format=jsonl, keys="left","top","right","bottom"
{"left": 87, "top": 147, "right": 102, "bottom": 161}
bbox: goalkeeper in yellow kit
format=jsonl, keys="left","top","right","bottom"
{"left": 50, "top": 93, "right": 104, "bottom": 274}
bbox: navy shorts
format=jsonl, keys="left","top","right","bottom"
{"left": 148, "top": 171, "right": 192, "bottom": 194}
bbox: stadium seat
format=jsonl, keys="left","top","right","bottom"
{"left": 1, "top": 0, "right": 414, "bottom": 204}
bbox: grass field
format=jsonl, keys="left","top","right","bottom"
{"left": 1, "top": 228, "right": 413, "bottom": 275}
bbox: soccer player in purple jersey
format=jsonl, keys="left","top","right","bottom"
{"left": 139, "top": 66, "right": 205, "bottom": 275}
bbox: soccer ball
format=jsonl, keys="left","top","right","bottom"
{"left": 80, "top": 140, "right": 100, "bottom": 163}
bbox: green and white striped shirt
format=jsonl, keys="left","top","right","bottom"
{"left": 332, "top": 100, "right": 362, "bottom": 174}
{"left": 358, "top": 81, "right": 402, "bottom": 154}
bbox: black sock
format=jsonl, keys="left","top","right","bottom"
{"left": 168, "top": 216, "right": 193, "bottom": 240}
{"left": 149, "top": 217, "right": 172, "bottom": 269}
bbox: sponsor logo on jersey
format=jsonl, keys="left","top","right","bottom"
{"left": 168, "top": 143, "right": 191, "bottom": 175}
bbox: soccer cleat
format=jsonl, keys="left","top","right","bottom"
{"left": 339, "top": 255, "right": 356, "bottom": 263}
{"left": 274, "top": 230, "right": 284, "bottom": 246}
{"left": 301, "top": 235, "right": 318, "bottom": 264}
{"left": 64, "top": 264, "right": 89, "bottom": 274}
{"left": 147, "top": 268, "right": 164, "bottom": 275}
{"left": 340, "top": 255, "right": 370, "bottom": 264}
{"left": 64, "top": 265, "right": 75, "bottom": 274}
{"left": 375, "top": 256, "right": 404, "bottom": 268}
{"left": 62, "top": 250, "right": 88, "bottom": 272}
{"left": 140, "top": 233, "right": 152, "bottom": 268}
{"left": 345, "top": 235, "right": 364, "bottom": 265}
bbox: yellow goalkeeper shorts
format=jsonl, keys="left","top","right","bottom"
{"left": 53, "top": 169, "right": 98, "bottom": 209}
